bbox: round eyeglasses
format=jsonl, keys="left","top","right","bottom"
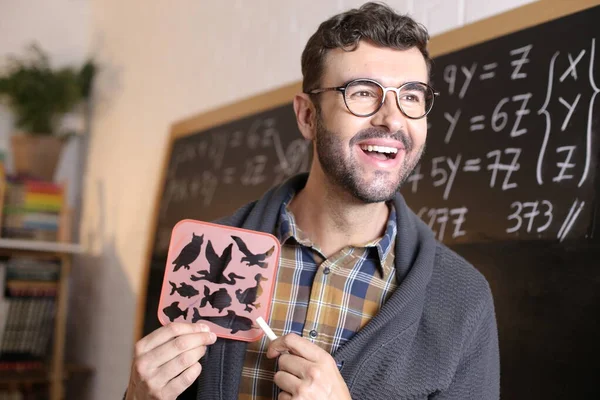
{"left": 307, "top": 78, "right": 439, "bottom": 119}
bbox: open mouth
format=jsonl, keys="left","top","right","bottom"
{"left": 359, "top": 144, "right": 399, "bottom": 160}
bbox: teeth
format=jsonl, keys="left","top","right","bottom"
{"left": 361, "top": 145, "right": 398, "bottom": 154}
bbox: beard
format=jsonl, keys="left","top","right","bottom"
{"left": 315, "top": 114, "right": 424, "bottom": 203}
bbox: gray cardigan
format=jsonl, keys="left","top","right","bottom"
{"left": 183, "top": 173, "right": 499, "bottom": 399}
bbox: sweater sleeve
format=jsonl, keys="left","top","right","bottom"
{"left": 433, "top": 296, "right": 500, "bottom": 400}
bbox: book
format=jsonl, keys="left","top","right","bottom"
{"left": 5, "top": 258, "right": 60, "bottom": 282}
{"left": 1, "top": 177, "right": 64, "bottom": 241}
{"left": 0, "top": 258, "right": 58, "bottom": 359}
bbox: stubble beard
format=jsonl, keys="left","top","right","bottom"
{"left": 315, "top": 114, "right": 425, "bottom": 203}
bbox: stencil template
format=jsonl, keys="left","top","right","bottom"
{"left": 157, "top": 220, "right": 280, "bottom": 341}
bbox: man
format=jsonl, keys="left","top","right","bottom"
{"left": 125, "top": 3, "right": 500, "bottom": 399}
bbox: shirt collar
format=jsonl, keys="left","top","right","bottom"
{"left": 276, "top": 190, "right": 298, "bottom": 244}
{"left": 275, "top": 190, "right": 397, "bottom": 274}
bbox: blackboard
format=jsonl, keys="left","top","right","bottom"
{"left": 137, "top": 84, "right": 311, "bottom": 339}
{"left": 137, "top": 1, "right": 600, "bottom": 399}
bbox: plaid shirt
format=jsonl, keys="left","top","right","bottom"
{"left": 237, "top": 193, "right": 398, "bottom": 399}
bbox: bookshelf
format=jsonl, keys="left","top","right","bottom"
{"left": 0, "top": 177, "right": 86, "bottom": 399}
{"left": 0, "top": 240, "right": 84, "bottom": 400}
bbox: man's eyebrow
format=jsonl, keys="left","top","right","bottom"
{"left": 340, "top": 77, "right": 429, "bottom": 87}
{"left": 402, "top": 82, "right": 428, "bottom": 91}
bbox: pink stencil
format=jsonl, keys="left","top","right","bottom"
{"left": 157, "top": 219, "right": 280, "bottom": 342}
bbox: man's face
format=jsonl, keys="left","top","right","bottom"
{"left": 313, "top": 42, "right": 428, "bottom": 203}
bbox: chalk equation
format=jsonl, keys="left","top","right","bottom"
{"left": 403, "top": 29, "right": 598, "bottom": 243}
{"left": 416, "top": 199, "right": 585, "bottom": 243}
{"left": 162, "top": 117, "right": 310, "bottom": 210}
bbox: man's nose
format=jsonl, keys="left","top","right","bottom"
{"left": 371, "top": 90, "right": 406, "bottom": 132}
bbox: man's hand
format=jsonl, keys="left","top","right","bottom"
{"left": 266, "top": 333, "right": 351, "bottom": 400}
{"left": 126, "top": 322, "right": 216, "bottom": 400}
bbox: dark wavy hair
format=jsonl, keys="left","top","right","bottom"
{"left": 301, "top": 2, "right": 431, "bottom": 93}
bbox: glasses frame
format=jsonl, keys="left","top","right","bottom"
{"left": 307, "top": 78, "right": 440, "bottom": 119}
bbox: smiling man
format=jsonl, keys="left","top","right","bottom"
{"left": 125, "top": 3, "right": 500, "bottom": 400}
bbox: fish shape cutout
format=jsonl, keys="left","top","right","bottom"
{"left": 231, "top": 235, "right": 275, "bottom": 269}
{"left": 235, "top": 273, "right": 268, "bottom": 312}
{"left": 172, "top": 233, "right": 204, "bottom": 271}
{"left": 199, "top": 286, "right": 232, "bottom": 313}
{"left": 169, "top": 281, "right": 199, "bottom": 298}
{"left": 162, "top": 301, "right": 188, "bottom": 322}
{"left": 192, "top": 308, "right": 255, "bottom": 334}
{"left": 190, "top": 241, "right": 245, "bottom": 285}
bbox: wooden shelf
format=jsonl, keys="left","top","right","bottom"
{"left": 0, "top": 363, "right": 93, "bottom": 385}
{"left": 0, "top": 238, "right": 83, "bottom": 254}
{"left": 0, "top": 181, "right": 85, "bottom": 398}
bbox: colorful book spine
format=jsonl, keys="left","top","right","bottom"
{"left": 24, "top": 180, "right": 63, "bottom": 195}
{"left": 24, "top": 192, "right": 63, "bottom": 209}
{"left": 1, "top": 177, "right": 64, "bottom": 240}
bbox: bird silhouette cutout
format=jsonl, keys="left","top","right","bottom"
{"left": 190, "top": 241, "right": 245, "bottom": 285}
{"left": 162, "top": 301, "right": 188, "bottom": 322}
{"left": 192, "top": 308, "right": 255, "bottom": 334}
{"left": 231, "top": 236, "right": 275, "bottom": 268}
{"left": 199, "top": 286, "right": 232, "bottom": 313}
{"left": 172, "top": 233, "right": 204, "bottom": 271}
{"left": 235, "top": 273, "right": 268, "bottom": 312}
{"left": 169, "top": 281, "right": 199, "bottom": 298}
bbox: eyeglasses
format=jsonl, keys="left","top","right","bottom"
{"left": 307, "top": 78, "right": 439, "bottom": 119}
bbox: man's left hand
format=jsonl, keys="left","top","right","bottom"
{"left": 266, "top": 333, "right": 352, "bottom": 400}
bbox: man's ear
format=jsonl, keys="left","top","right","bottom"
{"left": 293, "top": 93, "right": 317, "bottom": 141}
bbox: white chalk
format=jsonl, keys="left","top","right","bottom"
{"left": 256, "top": 316, "right": 277, "bottom": 341}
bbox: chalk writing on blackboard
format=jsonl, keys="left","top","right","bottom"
{"left": 162, "top": 118, "right": 309, "bottom": 212}
{"left": 402, "top": 33, "right": 598, "bottom": 243}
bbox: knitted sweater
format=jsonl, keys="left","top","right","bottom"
{"left": 182, "top": 173, "right": 499, "bottom": 399}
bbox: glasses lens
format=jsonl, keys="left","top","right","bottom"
{"left": 398, "top": 82, "right": 434, "bottom": 118}
{"left": 344, "top": 80, "right": 384, "bottom": 116}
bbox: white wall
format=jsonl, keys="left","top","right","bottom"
{"left": 1, "top": 0, "right": 537, "bottom": 398}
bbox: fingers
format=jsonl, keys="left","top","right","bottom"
{"left": 266, "top": 333, "right": 323, "bottom": 362}
{"left": 274, "top": 370, "right": 303, "bottom": 397}
{"left": 135, "top": 322, "right": 212, "bottom": 357}
{"left": 128, "top": 322, "right": 217, "bottom": 399}
{"left": 149, "top": 345, "right": 208, "bottom": 388}
{"left": 155, "top": 362, "right": 202, "bottom": 399}
{"left": 141, "top": 330, "right": 215, "bottom": 370}
{"left": 278, "top": 392, "right": 293, "bottom": 400}
{"left": 277, "top": 353, "right": 311, "bottom": 379}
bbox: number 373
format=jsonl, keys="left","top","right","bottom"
{"left": 506, "top": 200, "right": 553, "bottom": 234}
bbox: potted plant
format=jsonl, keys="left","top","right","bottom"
{"left": 0, "top": 43, "right": 95, "bottom": 180}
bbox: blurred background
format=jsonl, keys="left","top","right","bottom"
{"left": 0, "top": 0, "right": 540, "bottom": 398}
